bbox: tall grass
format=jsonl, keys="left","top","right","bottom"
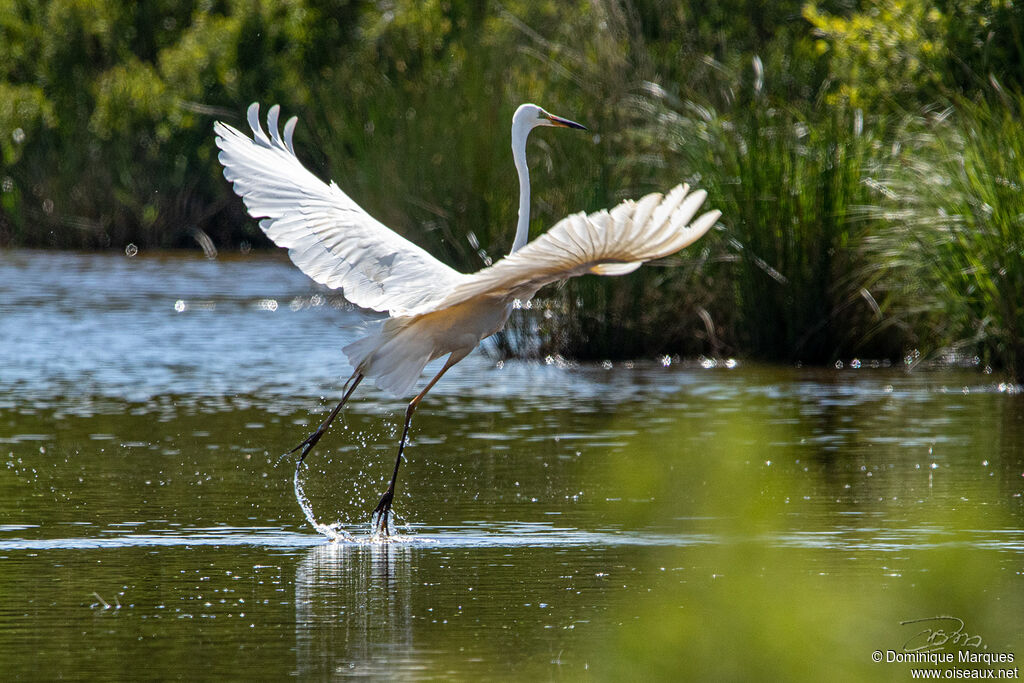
{"left": 867, "top": 94, "right": 1024, "bottom": 378}
{"left": 538, "top": 62, "right": 894, "bottom": 364}
{"left": 705, "top": 100, "right": 887, "bottom": 363}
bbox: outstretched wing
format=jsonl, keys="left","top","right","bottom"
{"left": 426, "top": 184, "right": 719, "bottom": 311}
{"left": 214, "top": 103, "right": 466, "bottom": 315}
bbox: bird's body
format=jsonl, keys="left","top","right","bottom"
{"left": 215, "top": 102, "right": 719, "bottom": 534}
{"left": 344, "top": 294, "right": 511, "bottom": 395}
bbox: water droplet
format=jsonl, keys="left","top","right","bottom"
{"left": 255, "top": 298, "right": 278, "bottom": 312}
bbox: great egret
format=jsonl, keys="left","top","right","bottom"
{"left": 214, "top": 102, "right": 719, "bottom": 535}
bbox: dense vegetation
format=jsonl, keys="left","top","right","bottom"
{"left": 1, "top": 0, "right": 1022, "bottom": 378}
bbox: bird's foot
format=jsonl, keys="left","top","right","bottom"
{"left": 276, "top": 428, "right": 324, "bottom": 467}
{"left": 372, "top": 488, "right": 395, "bottom": 537}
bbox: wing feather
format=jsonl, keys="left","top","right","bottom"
{"left": 215, "top": 103, "right": 466, "bottom": 315}
{"left": 424, "top": 184, "right": 720, "bottom": 312}
{"left": 631, "top": 191, "right": 664, "bottom": 235}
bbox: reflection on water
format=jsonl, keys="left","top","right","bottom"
{"left": 295, "top": 543, "right": 415, "bottom": 678}
{"left": 1, "top": 250, "right": 1022, "bottom": 679}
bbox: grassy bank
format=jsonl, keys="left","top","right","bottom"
{"left": 1, "top": 1, "right": 1022, "bottom": 378}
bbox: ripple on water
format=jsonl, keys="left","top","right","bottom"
{"left": 6, "top": 521, "right": 1021, "bottom": 554}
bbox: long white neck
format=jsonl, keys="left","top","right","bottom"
{"left": 511, "top": 133, "right": 530, "bottom": 254}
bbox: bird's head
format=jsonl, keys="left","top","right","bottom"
{"left": 512, "top": 103, "right": 587, "bottom": 142}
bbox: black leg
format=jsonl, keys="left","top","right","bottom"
{"left": 372, "top": 355, "right": 461, "bottom": 536}
{"left": 372, "top": 402, "right": 414, "bottom": 535}
{"left": 285, "top": 373, "right": 363, "bottom": 465}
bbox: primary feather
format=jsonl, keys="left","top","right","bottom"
{"left": 214, "top": 103, "right": 467, "bottom": 316}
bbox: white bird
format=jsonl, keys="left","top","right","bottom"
{"left": 214, "top": 102, "right": 719, "bottom": 534}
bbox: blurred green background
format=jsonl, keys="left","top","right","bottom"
{"left": 1, "top": 0, "right": 1023, "bottom": 375}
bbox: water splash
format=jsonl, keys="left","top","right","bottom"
{"left": 293, "top": 463, "right": 354, "bottom": 542}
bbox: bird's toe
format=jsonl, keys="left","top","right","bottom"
{"left": 372, "top": 490, "right": 394, "bottom": 536}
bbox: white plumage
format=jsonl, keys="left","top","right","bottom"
{"left": 215, "top": 104, "right": 467, "bottom": 317}
{"left": 214, "top": 102, "right": 720, "bottom": 534}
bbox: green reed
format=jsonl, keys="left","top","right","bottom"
{"left": 708, "top": 102, "right": 886, "bottom": 364}
{"left": 866, "top": 94, "right": 1024, "bottom": 378}
{"left": 539, "top": 63, "right": 892, "bottom": 364}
